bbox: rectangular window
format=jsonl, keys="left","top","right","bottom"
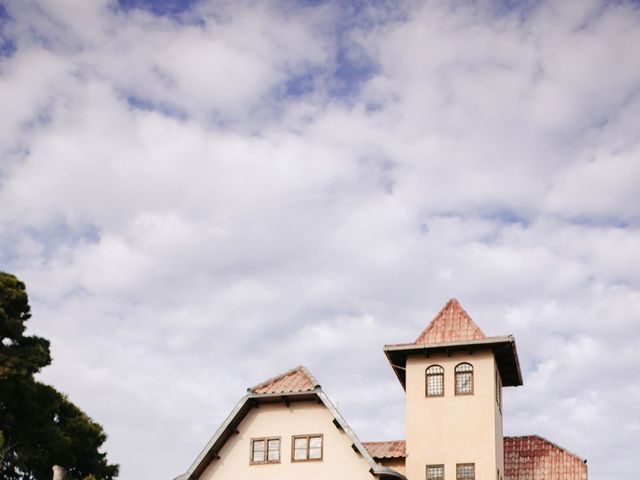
{"left": 427, "top": 464, "right": 444, "bottom": 480}
{"left": 457, "top": 463, "right": 475, "bottom": 480}
{"left": 250, "top": 437, "right": 280, "bottom": 464}
{"left": 292, "top": 434, "right": 323, "bottom": 462}
{"left": 455, "top": 363, "right": 474, "bottom": 395}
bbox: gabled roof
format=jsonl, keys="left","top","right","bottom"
{"left": 249, "top": 365, "right": 319, "bottom": 394}
{"left": 415, "top": 298, "right": 486, "bottom": 344}
{"left": 175, "top": 366, "right": 406, "bottom": 480}
{"left": 504, "top": 435, "right": 587, "bottom": 480}
{"left": 384, "top": 298, "right": 523, "bottom": 388}
{"left": 363, "top": 440, "right": 406, "bottom": 459}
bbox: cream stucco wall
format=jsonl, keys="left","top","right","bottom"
{"left": 199, "top": 400, "right": 375, "bottom": 480}
{"left": 405, "top": 350, "right": 502, "bottom": 480}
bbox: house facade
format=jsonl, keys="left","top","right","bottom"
{"left": 175, "top": 298, "right": 588, "bottom": 480}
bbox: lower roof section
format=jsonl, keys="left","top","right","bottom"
{"left": 362, "top": 440, "right": 406, "bottom": 459}
{"left": 384, "top": 336, "right": 523, "bottom": 389}
{"left": 504, "top": 435, "right": 587, "bottom": 480}
{"left": 363, "top": 436, "right": 587, "bottom": 480}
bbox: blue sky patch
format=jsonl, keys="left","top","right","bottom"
{"left": 484, "top": 208, "right": 530, "bottom": 226}
{"left": 284, "top": 70, "right": 318, "bottom": 98}
{"left": 0, "top": 35, "right": 16, "bottom": 58}
{"left": 329, "top": 42, "right": 378, "bottom": 99}
{"left": 126, "top": 94, "right": 188, "bottom": 120}
{"left": 0, "top": 3, "right": 16, "bottom": 58}
{"left": 0, "top": 221, "right": 101, "bottom": 267}
{"left": 116, "top": 0, "right": 201, "bottom": 16}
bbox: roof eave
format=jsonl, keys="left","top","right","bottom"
{"left": 384, "top": 336, "right": 523, "bottom": 389}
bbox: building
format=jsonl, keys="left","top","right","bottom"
{"left": 175, "top": 298, "right": 588, "bottom": 480}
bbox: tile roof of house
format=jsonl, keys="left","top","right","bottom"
{"left": 414, "top": 298, "right": 486, "bottom": 344}
{"left": 362, "top": 440, "right": 406, "bottom": 459}
{"left": 364, "top": 437, "right": 586, "bottom": 480}
{"left": 249, "top": 365, "right": 319, "bottom": 395}
{"left": 504, "top": 435, "right": 587, "bottom": 480}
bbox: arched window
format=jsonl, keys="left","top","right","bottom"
{"left": 455, "top": 363, "right": 474, "bottom": 395}
{"left": 426, "top": 365, "right": 444, "bottom": 397}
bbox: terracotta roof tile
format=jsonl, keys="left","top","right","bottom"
{"left": 504, "top": 435, "right": 587, "bottom": 480}
{"left": 362, "top": 440, "right": 406, "bottom": 459}
{"left": 414, "top": 298, "right": 486, "bottom": 344}
{"left": 250, "top": 365, "right": 319, "bottom": 395}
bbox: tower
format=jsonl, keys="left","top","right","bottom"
{"left": 384, "top": 299, "right": 522, "bottom": 480}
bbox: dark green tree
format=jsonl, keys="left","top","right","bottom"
{"left": 0, "top": 272, "right": 119, "bottom": 479}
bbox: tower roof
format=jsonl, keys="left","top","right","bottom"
{"left": 384, "top": 298, "right": 523, "bottom": 389}
{"left": 414, "top": 298, "right": 486, "bottom": 344}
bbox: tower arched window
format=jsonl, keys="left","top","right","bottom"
{"left": 426, "top": 365, "right": 444, "bottom": 397}
{"left": 455, "top": 363, "right": 474, "bottom": 395}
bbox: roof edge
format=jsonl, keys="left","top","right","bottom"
{"left": 315, "top": 390, "right": 406, "bottom": 479}
{"left": 384, "top": 335, "right": 523, "bottom": 389}
{"left": 178, "top": 394, "right": 250, "bottom": 480}
{"left": 385, "top": 335, "right": 515, "bottom": 351}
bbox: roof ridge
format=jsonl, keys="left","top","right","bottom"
{"left": 414, "top": 298, "right": 487, "bottom": 344}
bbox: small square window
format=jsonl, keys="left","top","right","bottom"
{"left": 457, "top": 463, "right": 475, "bottom": 480}
{"left": 427, "top": 464, "right": 444, "bottom": 480}
{"left": 251, "top": 437, "right": 280, "bottom": 464}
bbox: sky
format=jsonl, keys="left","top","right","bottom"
{"left": 1, "top": 0, "right": 639, "bottom": 478}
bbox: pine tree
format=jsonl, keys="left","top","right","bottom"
{"left": 0, "top": 272, "right": 119, "bottom": 479}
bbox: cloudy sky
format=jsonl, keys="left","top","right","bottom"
{"left": 1, "top": 0, "right": 639, "bottom": 478}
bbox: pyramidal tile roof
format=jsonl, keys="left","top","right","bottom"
{"left": 414, "top": 298, "right": 486, "bottom": 344}
{"left": 249, "top": 365, "right": 319, "bottom": 395}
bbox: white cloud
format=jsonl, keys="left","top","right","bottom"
{"left": 2, "top": 0, "right": 640, "bottom": 479}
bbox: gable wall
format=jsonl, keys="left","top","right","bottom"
{"left": 199, "top": 400, "right": 374, "bottom": 480}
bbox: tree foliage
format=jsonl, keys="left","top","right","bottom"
{"left": 0, "top": 272, "right": 119, "bottom": 479}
